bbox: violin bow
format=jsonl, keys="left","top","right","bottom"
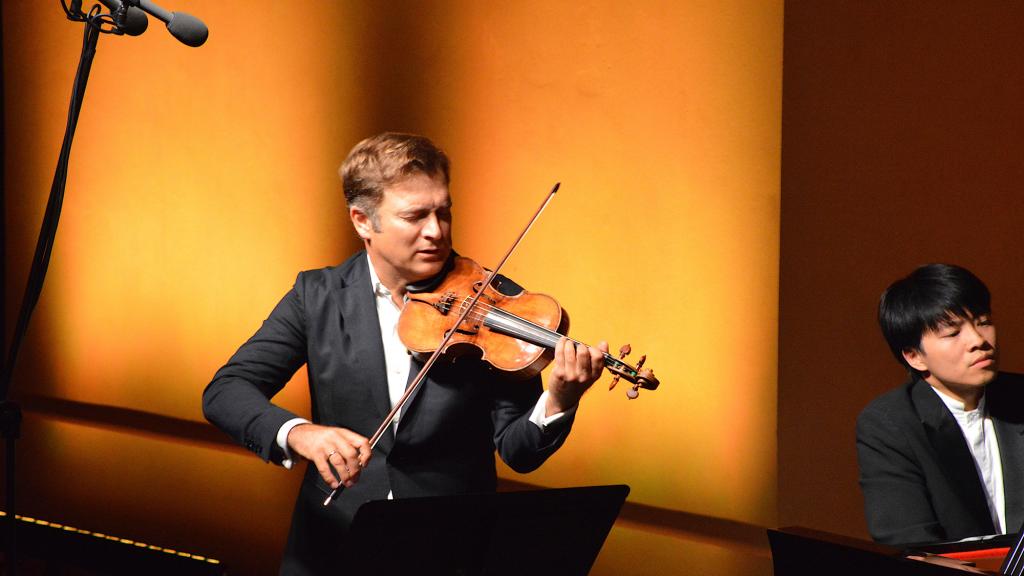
{"left": 323, "top": 183, "right": 559, "bottom": 506}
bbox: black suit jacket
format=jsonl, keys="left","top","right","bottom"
{"left": 203, "top": 252, "right": 575, "bottom": 575}
{"left": 856, "top": 373, "right": 1024, "bottom": 546}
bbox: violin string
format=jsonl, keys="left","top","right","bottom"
{"left": 490, "top": 308, "right": 571, "bottom": 348}
{"left": 456, "top": 300, "right": 582, "bottom": 348}
{"left": 431, "top": 296, "right": 638, "bottom": 372}
{"left": 455, "top": 297, "right": 566, "bottom": 347}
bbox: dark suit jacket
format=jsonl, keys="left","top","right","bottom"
{"left": 856, "top": 373, "right": 1024, "bottom": 546}
{"left": 202, "top": 251, "right": 575, "bottom": 575}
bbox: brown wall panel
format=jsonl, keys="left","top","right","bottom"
{"left": 780, "top": 1, "right": 1024, "bottom": 539}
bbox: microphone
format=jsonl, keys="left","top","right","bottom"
{"left": 133, "top": 0, "right": 209, "bottom": 47}
{"left": 97, "top": 0, "right": 149, "bottom": 36}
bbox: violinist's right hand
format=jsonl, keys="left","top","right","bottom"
{"left": 286, "top": 423, "right": 371, "bottom": 489}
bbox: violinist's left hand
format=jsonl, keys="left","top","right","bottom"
{"left": 545, "top": 337, "right": 608, "bottom": 416}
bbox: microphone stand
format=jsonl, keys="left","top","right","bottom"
{"left": 1, "top": 3, "right": 124, "bottom": 572}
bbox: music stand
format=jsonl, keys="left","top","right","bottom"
{"left": 345, "top": 484, "right": 629, "bottom": 576}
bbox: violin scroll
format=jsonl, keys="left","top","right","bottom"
{"left": 605, "top": 345, "right": 659, "bottom": 400}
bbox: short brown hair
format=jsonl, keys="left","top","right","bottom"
{"left": 339, "top": 132, "right": 450, "bottom": 222}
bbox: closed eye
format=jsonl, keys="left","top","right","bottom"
{"left": 402, "top": 207, "right": 451, "bottom": 222}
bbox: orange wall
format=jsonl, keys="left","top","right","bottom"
{"left": 4, "top": 2, "right": 781, "bottom": 573}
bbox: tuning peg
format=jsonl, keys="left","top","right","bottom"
{"left": 608, "top": 344, "right": 632, "bottom": 390}
{"left": 626, "top": 355, "right": 647, "bottom": 400}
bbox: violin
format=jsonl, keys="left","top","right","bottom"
{"left": 399, "top": 256, "right": 660, "bottom": 398}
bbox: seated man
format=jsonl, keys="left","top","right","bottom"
{"left": 857, "top": 263, "right": 1024, "bottom": 546}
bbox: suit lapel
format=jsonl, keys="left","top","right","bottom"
{"left": 913, "top": 379, "right": 995, "bottom": 533}
{"left": 989, "top": 376, "right": 1024, "bottom": 533}
{"left": 399, "top": 356, "right": 429, "bottom": 420}
{"left": 334, "top": 254, "right": 395, "bottom": 441}
{"left": 394, "top": 252, "right": 460, "bottom": 425}
{"left": 995, "top": 417, "right": 1024, "bottom": 533}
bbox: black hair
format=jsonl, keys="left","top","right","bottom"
{"left": 878, "top": 263, "right": 991, "bottom": 374}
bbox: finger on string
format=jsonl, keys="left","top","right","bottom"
{"left": 578, "top": 342, "right": 594, "bottom": 375}
{"left": 548, "top": 338, "right": 563, "bottom": 377}
{"left": 592, "top": 342, "right": 608, "bottom": 375}
{"left": 555, "top": 337, "right": 567, "bottom": 361}
{"left": 567, "top": 338, "right": 579, "bottom": 362}
{"left": 561, "top": 337, "right": 578, "bottom": 379}
{"left": 572, "top": 341, "right": 588, "bottom": 379}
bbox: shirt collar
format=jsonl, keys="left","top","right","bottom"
{"left": 931, "top": 384, "right": 986, "bottom": 416}
{"left": 366, "top": 254, "right": 391, "bottom": 300}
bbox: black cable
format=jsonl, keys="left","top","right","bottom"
{"left": 0, "top": 5, "right": 102, "bottom": 403}
{"left": 1, "top": 5, "right": 144, "bottom": 572}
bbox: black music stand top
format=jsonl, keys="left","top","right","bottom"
{"left": 345, "top": 484, "right": 629, "bottom": 576}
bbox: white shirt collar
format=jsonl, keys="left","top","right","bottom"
{"left": 931, "top": 384, "right": 986, "bottom": 416}
{"left": 366, "top": 254, "right": 393, "bottom": 300}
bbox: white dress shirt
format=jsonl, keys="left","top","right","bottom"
{"left": 933, "top": 386, "right": 1006, "bottom": 534}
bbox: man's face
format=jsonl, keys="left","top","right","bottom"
{"left": 903, "top": 312, "right": 999, "bottom": 401}
{"left": 351, "top": 172, "right": 452, "bottom": 288}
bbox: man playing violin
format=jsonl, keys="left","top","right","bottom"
{"left": 203, "top": 132, "right": 607, "bottom": 575}
{"left": 857, "top": 264, "right": 1024, "bottom": 546}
